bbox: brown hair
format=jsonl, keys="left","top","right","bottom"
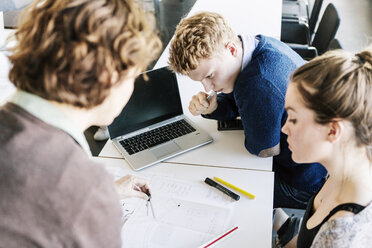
{"left": 291, "top": 48, "right": 372, "bottom": 161}
{"left": 8, "top": 0, "right": 162, "bottom": 108}
{"left": 168, "top": 11, "right": 238, "bottom": 75}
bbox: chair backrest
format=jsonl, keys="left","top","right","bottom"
{"left": 312, "top": 3, "right": 340, "bottom": 55}
{"left": 328, "top": 38, "right": 343, "bottom": 50}
{"left": 309, "top": 0, "right": 324, "bottom": 35}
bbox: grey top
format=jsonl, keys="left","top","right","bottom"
{"left": 311, "top": 201, "right": 372, "bottom": 247}
{"left": 9, "top": 90, "right": 92, "bottom": 155}
{"left": 0, "top": 103, "right": 122, "bottom": 247}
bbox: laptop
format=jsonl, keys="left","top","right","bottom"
{"left": 108, "top": 66, "right": 213, "bottom": 171}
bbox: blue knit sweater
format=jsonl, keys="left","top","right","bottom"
{"left": 204, "top": 35, "right": 327, "bottom": 192}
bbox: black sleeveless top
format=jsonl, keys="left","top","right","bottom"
{"left": 297, "top": 194, "right": 365, "bottom": 248}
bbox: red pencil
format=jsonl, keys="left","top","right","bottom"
{"left": 201, "top": 226, "right": 239, "bottom": 248}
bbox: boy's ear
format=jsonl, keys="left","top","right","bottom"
{"left": 225, "top": 42, "right": 238, "bottom": 56}
{"left": 326, "top": 119, "right": 343, "bottom": 143}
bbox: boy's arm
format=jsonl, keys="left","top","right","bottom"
{"left": 258, "top": 143, "right": 280, "bottom": 157}
{"left": 202, "top": 92, "right": 240, "bottom": 120}
{"left": 238, "top": 78, "right": 284, "bottom": 157}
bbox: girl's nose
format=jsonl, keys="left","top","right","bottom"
{"left": 281, "top": 121, "right": 288, "bottom": 135}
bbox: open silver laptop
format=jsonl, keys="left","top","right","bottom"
{"left": 108, "top": 67, "right": 213, "bottom": 171}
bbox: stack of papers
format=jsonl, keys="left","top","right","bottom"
{"left": 111, "top": 169, "right": 235, "bottom": 248}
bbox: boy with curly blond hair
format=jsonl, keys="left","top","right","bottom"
{"left": 168, "top": 12, "right": 327, "bottom": 208}
{"left": 0, "top": 0, "right": 161, "bottom": 246}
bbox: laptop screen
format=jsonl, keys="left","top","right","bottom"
{"left": 108, "top": 67, "right": 183, "bottom": 139}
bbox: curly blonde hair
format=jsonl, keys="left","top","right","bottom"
{"left": 291, "top": 47, "right": 372, "bottom": 162}
{"left": 8, "top": 0, "right": 162, "bottom": 108}
{"left": 168, "top": 11, "right": 238, "bottom": 75}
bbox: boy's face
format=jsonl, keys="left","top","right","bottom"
{"left": 188, "top": 45, "right": 241, "bottom": 94}
{"left": 95, "top": 67, "right": 139, "bottom": 126}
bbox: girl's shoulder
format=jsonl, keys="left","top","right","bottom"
{"left": 311, "top": 202, "right": 372, "bottom": 248}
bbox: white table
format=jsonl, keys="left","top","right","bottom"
{"left": 99, "top": 77, "right": 273, "bottom": 172}
{"left": 99, "top": 108, "right": 272, "bottom": 171}
{"left": 93, "top": 157, "right": 274, "bottom": 248}
{"left": 98, "top": 2, "right": 281, "bottom": 244}
{"left": 99, "top": 0, "right": 282, "bottom": 171}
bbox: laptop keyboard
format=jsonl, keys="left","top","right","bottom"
{"left": 119, "top": 119, "right": 196, "bottom": 155}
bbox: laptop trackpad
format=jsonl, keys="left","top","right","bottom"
{"left": 151, "top": 141, "right": 181, "bottom": 159}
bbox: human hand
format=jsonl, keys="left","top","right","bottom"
{"left": 188, "top": 91, "right": 217, "bottom": 116}
{"left": 114, "top": 175, "right": 150, "bottom": 200}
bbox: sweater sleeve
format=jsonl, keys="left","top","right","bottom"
{"left": 236, "top": 76, "right": 284, "bottom": 156}
{"left": 202, "top": 92, "right": 240, "bottom": 120}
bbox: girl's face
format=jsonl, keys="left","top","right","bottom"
{"left": 281, "top": 83, "right": 331, "bottom": 164}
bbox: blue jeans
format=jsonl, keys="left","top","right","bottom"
{"left": 274, "top": 174, "right": 314, "bottom": 209}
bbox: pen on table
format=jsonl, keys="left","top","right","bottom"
{"left": 204, "top": 177, "right": 240, "bottom": 201}
{"left": 214, "top": 177, "right": 255, "bottom": 199}
{"left": 206, "top": 91, "right": 216, "bottom": 102}
{"left": 199, "top": 226, "right": 239, "bottom": 248}
{"left": 134, "top": 185, "right": 150, "bottom": 199}
{"left": 145, "top": 189, "right": 156, "bottom": 219}
{"left": 145, "top": 188, "right": 151, "bottom": 199}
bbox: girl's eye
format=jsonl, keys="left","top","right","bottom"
{"left": 206, "top": 74, "right": 213, "bottom": 79}
{"left": 289, "top": 119, "right": 297, "bottom": 124}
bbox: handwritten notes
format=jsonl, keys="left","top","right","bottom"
{"left": 111, "top": 168, "right": 234, "bottom": 248}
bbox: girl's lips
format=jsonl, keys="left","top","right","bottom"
{"left": 287, "top": 141, "right": 292, "bottom": 150}
{"left": 288, "top": 144, "right": 292, "bottom": 151}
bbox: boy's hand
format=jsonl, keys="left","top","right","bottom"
{"left": 189, "top": 91, "right": 217, "bottom": 116}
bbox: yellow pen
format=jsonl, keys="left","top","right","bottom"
{"left": 214, "top": 177, "right": 255, "bottom": 199}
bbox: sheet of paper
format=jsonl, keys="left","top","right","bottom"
{"left": 110, "top": 168, "right": 235, "bottom": 248}
{"left": 121, "top": 196, "right": 231, "bottom": 248}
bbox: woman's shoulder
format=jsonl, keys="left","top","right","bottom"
{"left": 311, "top": 202, "right": 372, "bottom": 247}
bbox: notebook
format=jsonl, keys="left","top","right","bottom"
{"left": 108, "top": 66, "right": 213, "bottom": 171}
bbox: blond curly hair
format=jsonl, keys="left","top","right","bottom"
{"left": 168, "top": 11, "right": 238, "bottom": 75}
{"left": 8, "top": 0, "right": 162, "bottom": 108}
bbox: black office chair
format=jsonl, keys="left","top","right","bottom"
{"left": 281, "top": 0, "right": 324, "bottom": 45}
{"left": 289, "top": 3, "right": 341, "bottom": 60}
{"left": 282, "top": 0, "right": 309, "bottom": 21}
{"left": 327, "top": 38, "right": 343, "bottom": 50}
